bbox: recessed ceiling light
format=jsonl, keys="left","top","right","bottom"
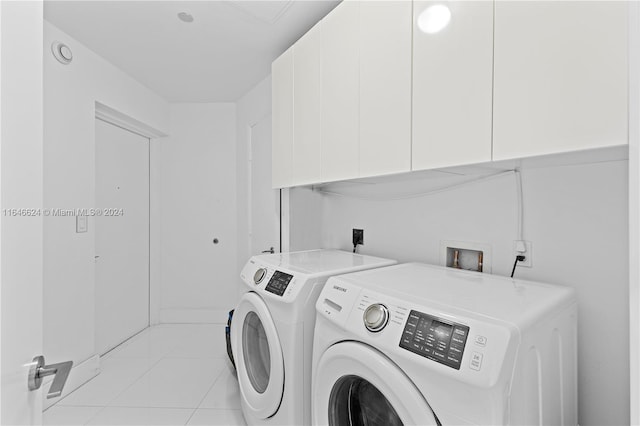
{"left": 417, "top": 4, "right": 451, "bottom": 34}
{"left": 177, "top": 12, "right": 194, "bottom": 23}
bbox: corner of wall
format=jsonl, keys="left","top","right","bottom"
{"left": 234, "top": 75, "right": 273, "bottom": 303}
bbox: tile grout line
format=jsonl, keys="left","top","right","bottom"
{"left": 183, "top": 364, "right": 230, "bottom": 424}
{"left": 46, "top": 325, "right": 235, "bottom": 425}
{"left": 102, "top": 355, "right": 166, "bottom": 408}
{"left": 62, "top": 325, "right": 178, "bottom": 410}
{"left": 82, "top": 405, "right": 107, "bottom": 426}
{"left": 50, "top": 326, "right": 153, "bottom": 408}
{"left": 104, "top": 339, "right": 228, "bottom": 409}
{"left": 102, "top": 326, "right": 188, "bottom": 408}
{"left": 183, "top": 407, "right": 199, "bottom": 426}
{"left": 184, "top": 408, "right": 246, "bottom": 426}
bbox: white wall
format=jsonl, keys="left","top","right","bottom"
{"left": 290, "top": 160, "right": 628, "bottom": 425}
{"left": 288, "top": 186, "right": 324, "bottom": 251}
{"left": 157, "top": 103, "right": 237, "bottom": 323}
{"left": 43, "top": 21, "right": 169, "bottom": 368}
{"left": 235, "top": 76, "right": 271, "bottom": 301}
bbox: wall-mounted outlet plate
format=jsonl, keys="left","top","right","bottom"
{"left": 440, "top": 240, "right": 492, "bottom": 273}
{"left": 513, "top": 240, "right": 533, "bottom": 267}
{"left": 353, "top": 228, "right": 364, "bottom": 246}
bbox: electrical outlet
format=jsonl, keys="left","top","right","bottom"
{"left": 352, "top": 229, "right": 364, "bottom": 247}
{"left": 513, "top": 240, "right": 533, "bottom": 267}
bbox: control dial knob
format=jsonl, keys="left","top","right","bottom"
{"left": 253, "top": 268, "right": 267, "bottom": 285}
{"left": 363, "top": 303, "right": 389, "bottom": 332}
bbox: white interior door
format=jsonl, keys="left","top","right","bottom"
{"left": 1, "top": 1, "right": 45, "bottom": 424}
{"left": 95, "top": 119, "right": 149, "bottom": 355}
{"left": 250, "top": 115, "right": 280, "bottom": 255}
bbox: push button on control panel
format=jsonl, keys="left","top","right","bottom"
{"left": 470, "top": 351, "right": 483, "bottom": 371}
{"left": 474, "top": 335, "right": 487, "bottom": 347}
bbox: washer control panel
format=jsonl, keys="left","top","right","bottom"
{"left": 399, "top": 310, "right": 469, "bottom": 370}
{"left": 265, "top": 270, "right": 294, "bottom": 296}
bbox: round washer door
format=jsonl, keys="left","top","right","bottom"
{"left": 313, "top": 341, "right": 439, "bottom": 426}
{"left": 232, "top": 292, "right": 284, "bottom": 419}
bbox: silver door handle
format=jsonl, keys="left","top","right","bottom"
{"left": 28, "top": 355, "right": 73, "bottom": 399}
{"left": 262, "top": 247, "right": 275, "bottom": 254}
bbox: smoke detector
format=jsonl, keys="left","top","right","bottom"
{"left": 51, "top": 41, "right": 72, "bottom": 65}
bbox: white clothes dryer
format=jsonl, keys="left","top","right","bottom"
{"left": 312, "top": 263, "right": 577, "bottom": 425}
{"left": 231, "top": 249, "right": 396, "bottom": 426}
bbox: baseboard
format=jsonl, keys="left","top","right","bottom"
{"left": 159, "top": 308, "right": 230, "bottom": 324}
{"left": 43, "top": 354, "right": 100, "bottom": 410}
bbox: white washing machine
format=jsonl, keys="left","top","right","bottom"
{"left": 313, "top": 263, "right": 577, "bottom": 425}
{"left": 231, "top": 249, "right": 397, "bottom": 426}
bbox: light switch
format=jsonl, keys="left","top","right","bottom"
{"left": 76, "top": 215, "right": 88, "bottom": 233}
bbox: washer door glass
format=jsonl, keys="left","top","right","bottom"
{"left": 313, "top": 342, "right": 438, "bottom": 425}
{"left": 231, "top": 291, "right": 284, "bottom": 419}
{"left": 242, "top": 311, "right": 271, "bottom": 393}
{"left": 329, "top": 375, "right": 403, "bottom": 426}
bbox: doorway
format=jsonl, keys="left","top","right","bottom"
{"left": 249, "top": 114, "right": 280, "bottom": 255}
{"left": 94, "top": 119, "right": 150, "bottom": 355}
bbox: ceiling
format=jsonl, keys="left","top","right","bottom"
{"left": 44, "top": 1, "right": 339, "bottom": 102}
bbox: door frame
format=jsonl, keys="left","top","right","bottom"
{"left": 629, "top": 2, "right": 640, "bottom": 423}
{"left": 247, "top": 114, "right": 283, "bottom": 256}
{"left": 0, "top": 1, "right": 45, "bottom": 423}
{"left": 94, "top": 102, "right": 165, "bottom": 326}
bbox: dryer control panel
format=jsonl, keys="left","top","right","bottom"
{"left": 399, "top": 310, "right": 469, "bottom": 370}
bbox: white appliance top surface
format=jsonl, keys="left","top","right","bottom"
{"left": 253, "top": 249, "right": 396, "bottom": 277}
{"left": 334, "top": 263, "right": 576, "bottom": 325}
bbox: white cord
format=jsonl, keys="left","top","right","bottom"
{"left": 314, "top": 170, "right": 515, "bottom": 201}
{"left": 514, "top": 169, "right": 527, "bottom": 253}
{"left": 515, "top": 169, "right": 524, "bottom": 242}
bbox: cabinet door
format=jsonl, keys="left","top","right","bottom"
{"left": 412, "top": 1, "right": 493, "bottom": 170}
{"left": 293, "top": 23, "right": 322, "bottom": 185}
{"left": 360, "top": 0, "right": 412, "bottom": 178}
{"left": 272, "top": 47, "right": 294, "bottom": 188}
{"left": 493, "top": 1, "right": 628, "bottom": 160}
{"left": 321, "top": 1, "right": 360, "bottom": 182}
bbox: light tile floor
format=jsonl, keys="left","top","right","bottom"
{"left": 44, "top": 324, "right": 246, "bottom": 426}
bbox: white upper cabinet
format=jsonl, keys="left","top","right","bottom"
{"left": 321, "top": 1, "right": 360, "bottom": 182}
{"left": 293, "top": 22, "right": 322, "bottom": 185}
{"left": 412, "top": 1, "right": 494, "bottom": 171}
{"left": 321, "top": 0, "right": 412, "bottom": 182}
{"left": 493, "top": 1, "right": 628, "bottom": 160}
{"left": 272, "top": 47, "right": 294, "bottom": 188}
{"left": 272, "top": 0, "right": 630, "bottom": 188}
{"left": 360, "top": 0, "right": 412, "bottom": 178}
